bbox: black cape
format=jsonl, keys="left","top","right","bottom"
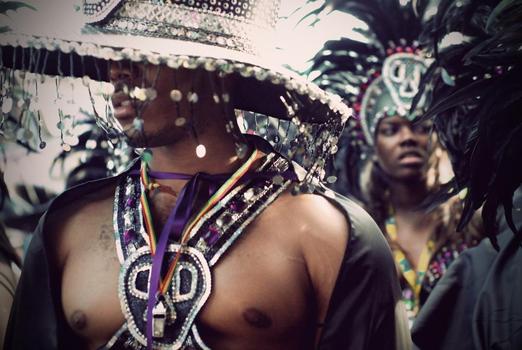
{"left": 5, "top": 169, "right": 409, "bottom": 349}
{"left": 412, "top": 189, "right": 522, "bottom": 350}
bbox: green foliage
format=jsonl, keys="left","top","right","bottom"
{"left": 0, "top": 1, "right": 36, "bottom": 33}
{"left": 0, "top": 1, "right": 35, "bottom": 14}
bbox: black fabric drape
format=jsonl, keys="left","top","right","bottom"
{"left": 412, "top": 189, "right": 522, "bottom": 350}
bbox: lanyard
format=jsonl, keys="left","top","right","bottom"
{"left": 385, "top": 216, "right": 434, "bottom": 299}
{"left": 141, "top": 149, "right": 261, "bottom": 347}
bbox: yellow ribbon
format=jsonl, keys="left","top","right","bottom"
{"left": 386, "top": 219, "right": 434, "bottom": 299}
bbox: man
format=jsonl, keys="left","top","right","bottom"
{"left": 2, "top": 1, "right": 409, "bottom": 349}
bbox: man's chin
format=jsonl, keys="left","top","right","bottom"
{"left": 125, "top": 133, "right": 149, "bottom": 148}
{"left": 124, "top": 129, "right": 184, "bottom": 148}
{"left": 117, "top": 126, "right": 146, "bottom": 148}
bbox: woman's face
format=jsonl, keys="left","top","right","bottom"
{"left": 374, "top": 115, "right": 432, "bottom": 181}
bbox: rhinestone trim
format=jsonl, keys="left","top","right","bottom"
{"left": 95, "top": 1, "right": 277, "bottom": 55}
{"left": 84, "top": 0, "right": 123, "bottom": 23}
{"left": 85, "top": 0, "right": 279, "bottom": 28}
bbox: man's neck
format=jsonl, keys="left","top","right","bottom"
{"left": 140, "top": 132, "right": 248, "bottom": 214}
{"left": 147, "top": 133, "right": 249, "bottom": 176}
{"left": 143, "top": 129, "right": 254, "bottom": 225}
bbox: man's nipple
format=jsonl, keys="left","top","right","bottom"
{"left": 70, "top": 310, "right": 88, "bottom": 331}
{"left": 242, "top": 307, "right": 272, "bottom": 329}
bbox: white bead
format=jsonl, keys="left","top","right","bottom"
{"left": 175, "top": 117, "right": 186, "bottom": 126}
{"left": 1, "top": 98, "right": 13, "bottom": 114}
{"left": 132, "top": 87, "right": 147, "bottom": 101}
{"left": 196, "top": 144, "right": 206, "bottom": 158}
{"left": 170, "top": 89, "right": 183, "bottom": 102}
{"left": 187, "top": 92, "right": 199, "bottom": 103}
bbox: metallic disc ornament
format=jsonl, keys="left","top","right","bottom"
{"left": 196, "top": 144, "right": 207, "bottom": 158}
{"left": 170, "top": 89, "right": 183, "bottom": 102}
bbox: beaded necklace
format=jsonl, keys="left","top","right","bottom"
{"left": 385, "top": 214, "right": 434, "bottom": 317}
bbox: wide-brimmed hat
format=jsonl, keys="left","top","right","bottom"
{"left": 1, "top": 0, "right": 351, "bottom": 184}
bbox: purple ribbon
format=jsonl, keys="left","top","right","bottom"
{"left": 134, "top": 168, "right": 297, "bottom": 348}
{"left": 145, "top": 173, "right": 205, "bottom": 348}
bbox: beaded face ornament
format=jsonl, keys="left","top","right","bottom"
{"left": 0, "top": 0, "right": 351, "bottom": 188}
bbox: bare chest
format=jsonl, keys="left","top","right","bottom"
{"left": 60, "top": 219, "right": 124, "bottom": 349}
{"left": 197, "top": 221, "right": 313, "bottom": 348}
{"left": 60, "top": 214, "right": 312, "bottom": 349}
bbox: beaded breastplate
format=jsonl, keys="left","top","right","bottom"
{"left": 102, "top": 153, "right": 292, "bottom": 349}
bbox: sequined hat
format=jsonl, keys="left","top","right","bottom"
{"left": 1, "top": 0, "right": 350, "bottom": 183}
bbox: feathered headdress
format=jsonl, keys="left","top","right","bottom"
{"left": 296, "top": 0, "right": 431, "bottom": 197}
{"left": 413, "top": 0, "right": 522, "bottom": 246}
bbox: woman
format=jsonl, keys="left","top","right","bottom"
{"left": 300, "top": 0, "right": 484, "bottom": 325}
{"left": 362, "top": 115, "right": 482, "bottom": 324}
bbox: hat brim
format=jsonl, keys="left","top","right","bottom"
{"left": 1, "top": 27, "right": 350, "bottom": 123}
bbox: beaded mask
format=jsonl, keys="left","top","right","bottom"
{"left": 0, "top": 0, "right": 351, "bottom": 187}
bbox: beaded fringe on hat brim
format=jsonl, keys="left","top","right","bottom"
{"left": 0, "top": 32, "right": 350, "bottom": 122}
{"left": 0, "top": 29, "right": 350, "bottom": 187}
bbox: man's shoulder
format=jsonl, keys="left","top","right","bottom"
{"left": 264, "top": 188, "right": 386, "bottom": 249}
{"left": 46, "top": 177, "right": 118, "bottom": 226}
{"left": 40, "top": 176, "right": 120, "bottom": 265}
{"left": 268, "top": 191, "right": 350, "bottom": 244}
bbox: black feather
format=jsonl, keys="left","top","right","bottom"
{"left": 415, "top": 0, "right": 522, "bottom": 242}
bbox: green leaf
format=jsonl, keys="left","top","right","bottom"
{"left": 0, "top": 1, "right": 36, "bottom": 15}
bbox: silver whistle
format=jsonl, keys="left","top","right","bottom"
{"left": 152, "top": 300, "right": 167, "bottom": 338}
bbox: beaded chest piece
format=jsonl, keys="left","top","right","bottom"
{"left": 104, "top": 153, "right": 291, "bottom": 349}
